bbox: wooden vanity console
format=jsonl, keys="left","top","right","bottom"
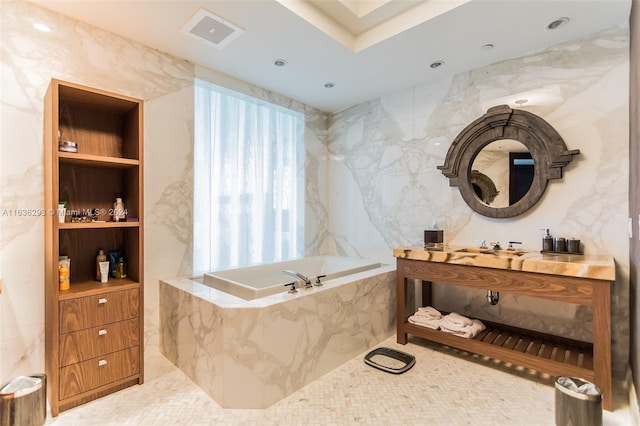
{"left": 394, "top": 247, "right": 615, "bottom": 410}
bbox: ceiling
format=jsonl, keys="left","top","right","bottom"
{"left": 28, "top": 0, "right": 631, "bottom": 113}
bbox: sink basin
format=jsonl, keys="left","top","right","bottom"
{"left": 455, "top": 247, "right": 528, "bottom": 257}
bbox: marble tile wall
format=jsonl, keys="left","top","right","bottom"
{"left": 0, "top": 0, "right": 194, "bottom": 379}
{"left": 326, "top": 26, "right": 631, "bottom": 376}
{"left": 0, "top": 1, "right": 329, "bottom": 380}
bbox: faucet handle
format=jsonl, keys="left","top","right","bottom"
{"left": 315, "top": 275, "right": 326, "bottom": 286}
{"left": 284, "top": 281, "right": 298, "bottom": 293}
{"left": 475, "top": 239, "right": 488, "bottom": 249}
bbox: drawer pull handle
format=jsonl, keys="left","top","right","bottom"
{"left": 98, "top": 329, "right": 107, "bottom": 336}
{"left": 98, "top": 298, "right": 107, "bottom": 304}
{"left": 98, "top": 359, "right": 107, "bottom": 367}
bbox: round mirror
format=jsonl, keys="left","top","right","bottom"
{"left": 470, "top": 140, "right": 533, "bottom": 208}
{"left": 438, "top": 105, "right": 579, "bottom": 218}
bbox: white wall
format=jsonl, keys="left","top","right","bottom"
{"left": 326, "top": 26, "right": 630, "bottom": 375}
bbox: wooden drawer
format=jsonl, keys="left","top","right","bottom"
{"left": 59, "top": 318, "right": 139, "bottom": 367}
{"left": 60, "top": 289, "right": 139, "bottom": 333}
{"left": 59, "top": 346, "right": 139, "bottom": 400}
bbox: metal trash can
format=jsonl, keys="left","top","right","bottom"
{"left": 555, "top": 376, "right": 602, "bottom": 426}
{"left": 0, "top": 374, "right": 46, "bottom": 426}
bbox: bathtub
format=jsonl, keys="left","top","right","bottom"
{"left": 159, "top": 256, "right": 396, "bottom": 409}
{"left": 203, "top": 255, "right": 383, "bottom": 300}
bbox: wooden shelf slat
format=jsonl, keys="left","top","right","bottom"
{"left": 492, "top": 331, "right": 509, "bottom": 347}
{"left": 514, "top": 336, "right": 532, "bottom": 353}
{"left": 59, "top": 152, "right": 139, "bottom": 168}
{"left": 58, "top": 279, "right": 140, "bottom": 300}
{"left": 59, "top": 222, "right": 140, "bottom": 230}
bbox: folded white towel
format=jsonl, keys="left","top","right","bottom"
{"left": 440, "top": 319, "right": 486, "bottom": 339}
{"left": 408, "top": 315, "right": 442, "bottom": 330}
{"left": 415, "top": 306, "right": 442, "bottom": 319}
{"left": 443, "top": 312, "right": 473, "bottom": 327}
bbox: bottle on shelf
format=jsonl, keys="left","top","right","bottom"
{"left": 58, "top": 257, "right": 70, "bottom": 291}
{"left": 115, "top": 257, "right": 127, "bottom": 279}
{"left": 541, "top": 228, "right": 553, "bottom": 251}
{"left": 96, "top": 249, "right": 107, "bottom": 281}
{"left": 113, "top": 197, "right": 126, "bottom": 222}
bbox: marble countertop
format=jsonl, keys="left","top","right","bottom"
{"left": 393, "top": 246, "right": 615, "bottom": 281}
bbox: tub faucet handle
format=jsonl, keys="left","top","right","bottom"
{"left": 284, "top": 281, "right": 298, "bottom": 293}
{"left": 315, "top": 275, "right": 326, "bottom": 286}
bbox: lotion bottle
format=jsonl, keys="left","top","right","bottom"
{"left": 96, "top": 249, "right": 107, "bottom": 281}
{"left": 542, "top": 228, "right": 553, "bottom": 251}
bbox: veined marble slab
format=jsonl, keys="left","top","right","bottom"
{"left": 393, "top": 246, "right": 615, "bottom": 281}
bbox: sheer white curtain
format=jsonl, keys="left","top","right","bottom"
{"left": 193, "top": 79, "right": 305, "bottom": 273}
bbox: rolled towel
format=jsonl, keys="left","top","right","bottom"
{"left": 443, "top": 312, "right": 473, "bottom": 327}
{"left": 440, "top": 319, "right": 486, "bottom": 339}
{"left": 415, "top": 306, "right": 442, "bottom": 319}
{"left": 408, "top": 315, "right": 442, "bottom": 330}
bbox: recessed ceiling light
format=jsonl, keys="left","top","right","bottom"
{"left": 33, "top": 23, "right": 51, "bottom": 32}
{"left": 547, "top": 17, "right": 569, "bottom": 30}
{"left": 274, "top": 59, "right": 287, "bottom": 67}
{"left": 481, "top": 44, "right": 494, "bottom": 50}
{"left": 430, "top": 61, "right": 444, "bottom": 69}
{"left": 324, "top": 82, "right": 335, "bottom": 89}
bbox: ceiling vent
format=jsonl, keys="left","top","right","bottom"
{"left": 181, "top": 8, "right": 244, "bottom": 49}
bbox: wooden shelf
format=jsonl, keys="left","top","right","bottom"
{"left": 58, "top": 279, "right": 140, "bottom": 300}
{"left": 404, "top": 320, "right": 594, "bottom": 381}
{"left": 58, "top": 152, "right": 139, "bottom": 168}
{"left": 45, "top": 79, "right": 144, "bottom": 416}
{"left": 59, "top": 222, "right": 140, "bottom": 230}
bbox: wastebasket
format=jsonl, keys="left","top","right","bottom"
{"left": 0, "top": 374, "right": 46, "bottom": 426}
{"left": 555, "top": 376, "right": 602, "bottom": 426}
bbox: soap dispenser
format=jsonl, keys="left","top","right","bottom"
{"left": 542, "top": 229, "right": 553, "bottom": 251}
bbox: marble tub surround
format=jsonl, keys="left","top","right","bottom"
{"left": 159, "top": 263, "right": 395, "bottom": 408}
{"left": 393, "top": 246, "right": 615, "bottom": 281}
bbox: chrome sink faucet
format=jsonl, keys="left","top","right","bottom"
{"left": 490, "top": 241, "right": 501, "bottom": 250}
{"left": 283, "top": 270, "right": 312, "bottom": 288}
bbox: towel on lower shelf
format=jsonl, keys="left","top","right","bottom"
{"left": 440, "top": 319, "right": 486, "bottom": 339}
{"left": 442, "top": 312, "right": 473, "bottom": 327}
{"left": 408, "top": 315, "right": 442, "bottom": 330}
{"left": 415, "top": 306, "right": 442, "bottom": 319}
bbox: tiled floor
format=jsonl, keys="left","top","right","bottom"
{"left": 47, "top": 337, "right": 634, "bottom": 425}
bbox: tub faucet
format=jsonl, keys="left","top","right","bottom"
{"left": 282, "top": 270, "right": 312, "bottom": 288}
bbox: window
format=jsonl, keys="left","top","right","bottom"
{"left": 194, "top": 80, "right": 305, "bottom": 273}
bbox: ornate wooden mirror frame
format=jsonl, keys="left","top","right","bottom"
{"left": 438, "top": 105, "right": 580, "bottom": 218}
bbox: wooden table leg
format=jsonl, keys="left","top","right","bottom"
{"left": 397, "top": 262, "right": 407, "bottom": 344}
{"left": 593, "top": 282, "right": 612, "bottom": 410}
